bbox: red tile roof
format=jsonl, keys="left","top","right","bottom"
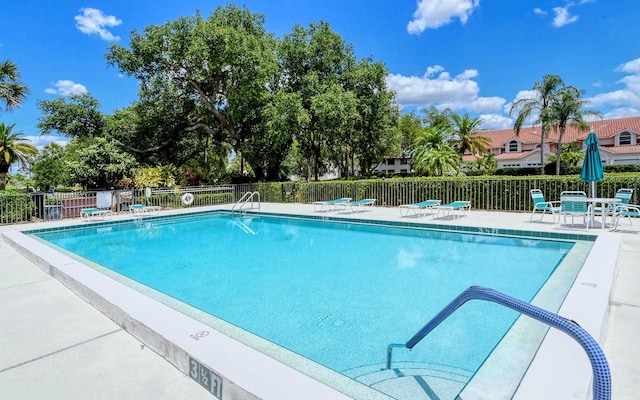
{"left": 602, "top": 145, "right": 640, "bottom": 153}
{"left": 480, "top": 116, "right": 640, "bottom": 148}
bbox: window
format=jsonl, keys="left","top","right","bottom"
{"left": 400, "top": 158, "right": 408, "bottom": 165}
{"left": 619, "top": 131, "right": 632, "bottom": 146}
{"left": 387, "top": 159, "right": 395, "bottom": 165}
{"left": 614, "top": 159, "right": 639, "bottom": 165}
{"left": 508, "top": 140, "right": 519, "bottom": 152}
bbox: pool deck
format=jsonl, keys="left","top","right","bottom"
{"left": 1, "top": 203, "right": 639, "bottom": 400}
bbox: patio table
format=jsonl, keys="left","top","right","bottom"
{"left": 563, "top": 197, "right": 621, "bottom": 230}
{"left": 588, "top": 197, "right": 622, "bottom": 230}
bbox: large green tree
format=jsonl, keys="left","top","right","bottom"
{"left": 509, "top": 74, "right": 564, "bottom": 174}
{"left": 397, "top": 112, "right": 422, "bottom": 155}
{"left": 249, "top": 91, "right": 309, "bottom": 180}
{"left": 64, "top": 136, "right": 137, "bottom": 189}
{"left": 37, "top": 93, "right": 104, "bottom": 138}
{"left": 311, "top": 83, "right": 358, "bottom": 178}
{"left": 106, "top": 5, "right": 279, "bottom": 179}
{"left": 278, "top": 21, "right": 357, "bottom": 180}
{"left": 0, "top": 123, "right": 38, "bottom": 190}
{"left": 104, "top": 86, "right": 216, "bottom": 167}
{"left": 544, "top": 86, "right": 602, "bottom": 175}
{"left": 30, "top": 143, "right": 69, "bottom": 191}
{"left": 0, "top": 60, "right": 29, "bottom": 112}
{"left": 349, "top": 58, "right": 400, "bottom": 176}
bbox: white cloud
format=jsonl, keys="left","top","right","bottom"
{"left": 603, "top": 107, "right": 640, "bottom": 119}
{"left": 503, "top": 90, "right": 541, "bottom": 125}
{"left": 75, "top": 8, "right": 122, "bottom": 41}
{"left": 537, "top": 1, "right": 596, "bottom": 27}
{"left": 386, "top": 65, "right": 506, "bottom": 113}
{"left": 24, "top": 135, "right": 69, "bottom": 151}
{"left": 587, "top": 58, "right": 640, "bottom": 109}
{"left": 552, "top": 6, "right": 579, "bottom": 27}
{"left": 478, "top": 113, "right": 513, "bottom": 130}
{"left": 407, "top": 0, "right": 480, "bottom": 34}
{"left": 617, "top": 58, "right": 640, "bottom": 74}
{"left": 45, "top": 80, "right": 88, "bottom": 96}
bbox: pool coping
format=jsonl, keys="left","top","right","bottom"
{"left": 1, "top": 207, "right": 619, "bottom": 400}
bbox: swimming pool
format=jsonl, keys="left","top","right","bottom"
{"left": 25, "top": 211, "right": 587, "bottom": 399}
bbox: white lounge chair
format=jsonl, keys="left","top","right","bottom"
{"left": 530, "top": 189, "right": 561, "bottom": 222}
{"left": 312, "top": 197, "right": 352, "bottom": 212}
{"left": 80, "top": 207, "right": 112, "bottom": 222}
{"left": 399, "top": 199, "right": 441, "bottom": 217}
{"left": 611, "top": 203, "right": 640, "bottom": 229}
{"left": 593, "top": 188, "right": 633, "bottom": 217}
{"left": 434, "top": 201, "right": 471, "bottom": 219}
{"left": 335, "top": 198, "right": 376, "bottom": 213}
{"left": 129, "top": 204, "right": 161, "bottom": 215}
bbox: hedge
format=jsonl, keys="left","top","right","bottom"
{"left": 254, "top": 174, "right": 640, "bottom": 212}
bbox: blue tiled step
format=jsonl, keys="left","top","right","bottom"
{"left": 343, "top": 362, "right": 473, "bottom": 400}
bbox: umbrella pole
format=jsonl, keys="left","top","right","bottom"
{"left": 591, "top": 182, "right": 596, "bottom": 198}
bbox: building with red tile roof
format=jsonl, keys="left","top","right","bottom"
{"left": 374, "top": 116, "right": 640, "bottom": 175}
{"left": 471, "top": 116, "right": 640, "bottom": 168}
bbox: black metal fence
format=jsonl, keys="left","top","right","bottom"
{"left": 0, "top": 184, "right": 252, "bottom": 225}
{"left": 256, "top": 176, "right": 640, "bottom": 210}
{"left": 2, "top": 177, "right": 639, "bottom": 225}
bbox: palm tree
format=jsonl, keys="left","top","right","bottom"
{"left": 468, "top": 152, "right": 497, "bottom": 174}
{"left": 509, "top": 74, "right": 564, "bottom": 174}
{"left": 0, "top": 123, "right": 38, "bottom": 190}
{"left": 449, "top": 113, "right": 491, "bottom": 156}
{"left": 544, "top": 86, "right": 602, "bottom": 175}
{"left": 410, "top": 126, "right": 461, "bottom": 176}
{"left": 0, "top": 60, "right": 29, "bottom": 112}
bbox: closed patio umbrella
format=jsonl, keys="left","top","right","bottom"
{"left": 580, "top": 131, "right": 604, "bottom": 197}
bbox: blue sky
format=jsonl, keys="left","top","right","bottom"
{"left": 2, "top": 0, "right": 640, "bottom": 150}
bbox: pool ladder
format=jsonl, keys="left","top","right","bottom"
{"left": 386, "top": 286, "right": 611, "bottom": 400}
{"left": 232, "top": 191, "right": 260, "bottom": 214}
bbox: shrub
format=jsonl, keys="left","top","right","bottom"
{"left": 494, "top": 167, "right": 541, "bottom": 176}
{"left": 604, "top": 164, "right": 640, "bottom": 173}
{"left": 0, "top": 191, "right": 35, "bottom": 224}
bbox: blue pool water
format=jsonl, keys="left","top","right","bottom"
{"left": 33, "top": 212, "right": 575, "bottom": 393}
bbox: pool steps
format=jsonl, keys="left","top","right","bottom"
{"left": 394, "top": 286, "right": 611, "bottom": 400}
{"left": 344, "top": 361, "right": 472, "bottom": 400}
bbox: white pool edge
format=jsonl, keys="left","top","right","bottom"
{"left": 1, "top": 216, "right": 618, "bottom": 400}
{"left": 511, "top": 233, "right": 619, "bottom": 400}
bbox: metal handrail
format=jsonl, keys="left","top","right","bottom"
{"left": 231, "top": 191, "right": 260, "bottom": 213}
{"left": 386, "top": 286, "right": 611, "bottom": 400}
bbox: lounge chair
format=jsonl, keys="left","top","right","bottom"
{"left": 593, "top": 188, "right": 633, "bottom": 217}
{"left": 611, "top": 203, "right": 640, "bottom": 229}
{"left": 335, "top": 198, "right": 376, "bottom": 213}
{"left": 80, "top": 207, "right": 112, "bottom": 222}
{"left": 312, "top": 197, "right": 352, "bottom": 212}
{"left": 399, "top": 199, "right": 441, "bottom": 217}
{"left": 530, "top": 189, "right": 561, "bottom": 222}
{"left": 558, "top": 191, "right": 590, "bottom": 229}
{"left": 129, "top": 204, "right": 161, "bottom": 215}
{"left": 434, "top": 201, "right": 471, "bottom": 219}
